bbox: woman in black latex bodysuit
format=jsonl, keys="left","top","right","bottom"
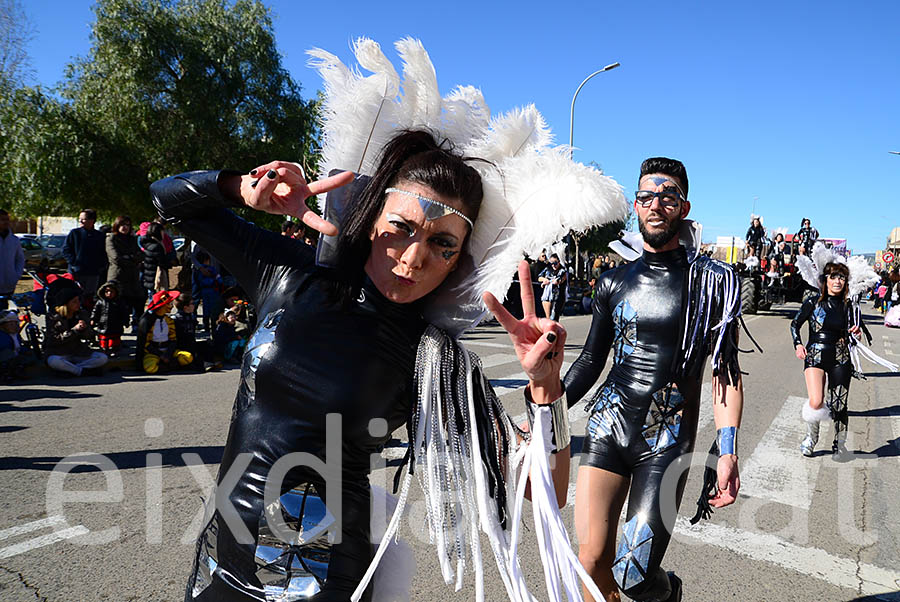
{"left": 792, "top": 261, "right": 861, "bottom": 456}
{"left": 151, "top": 130, "right": 569, "bottom": 602}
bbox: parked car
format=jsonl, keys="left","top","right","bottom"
{"left": 41, "top": 234, "right": 68, "bottom": 270}
{"left": 20, "top": 238, "right": 47, "bottom": 270}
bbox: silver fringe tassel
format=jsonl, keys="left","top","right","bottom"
{"left": 352, "top": 325, "right": 606, "bottom": 602}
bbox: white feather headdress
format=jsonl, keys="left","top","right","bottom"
{"left": 309, "top": 38, "right": 628, "bottom": 333}
{"left": 795, "top": 241, "right": 879, "bottom": 297}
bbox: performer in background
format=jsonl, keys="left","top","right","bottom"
{"left": 565, "top": 158, "right": 746, "bottom": 602}
{"left": 795, "top": 217, "right": 819, "bottom": 256}
{"left": 793, "top": 243, "right": 898, "bottom": 458}
{"left": 744, "top": 216, "right": 766, "bottom": 258}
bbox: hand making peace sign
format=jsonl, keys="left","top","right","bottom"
{"left": 483, "top": 260, "right": 567, "bottom": 404}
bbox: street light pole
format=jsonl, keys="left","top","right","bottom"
{"left": 569, "top": 62, "right": 621, "bottom": 158}
{"left": 567, "top": 62, "right": 620, "bottom": 282}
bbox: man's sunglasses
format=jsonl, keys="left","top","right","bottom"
{"left": 635, "top": 189, "right": 684, "bottom": 208}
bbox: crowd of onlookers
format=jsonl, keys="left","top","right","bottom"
{"left": 0, "top": 208, "right": 323, "bottom": 383}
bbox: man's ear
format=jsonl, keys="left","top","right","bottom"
{"left": 681, "top": 200, "right": 691, "bottom": 219}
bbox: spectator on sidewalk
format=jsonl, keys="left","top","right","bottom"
{"left": 106, "top": 215, "right": 146, "bottom": 325}
{"left": 173, "top": 295, "right": 221, "bottom": 372}
{"left": 0, "top": 309, "right": 36, "bottom": 381}
{"left": 136, "top": 290, "right": 193, "bottom": 374}
{"left": 140, "top": 222, "right": 172, "bottom": 293}
{"left": 213, "top": 309, "right": 247, "bottom": 363}
{"left": 44, "top": 277, "right": 108, "bottom": 376}
{"left": 0, "top": 209, "right": 25, "bottom": 304}
{"left": 91, "top": 280, "right": 130, "bottom": 357}
{"left": 62, "top": 208, "right": 107, "bottom": 305}
{"left": 193, "top": 250, "right": 223, "bottom": 333}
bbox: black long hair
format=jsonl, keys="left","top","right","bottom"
{"left": 330, "top": 130, "right": 484, "bottom": 305}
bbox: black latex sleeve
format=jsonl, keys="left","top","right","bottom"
{"left": 563, "top": 275, "right": 614, "bottom": 408}
{"left": 150, "top": 170, "right": 315, "bottom": 307}
{"left": 790, "top": 297, "right": 814, "bottom": 347}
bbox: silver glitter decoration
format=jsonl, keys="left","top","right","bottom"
{"left": 612, "top": 513, "right": 654, "bottom": 590}
{"left": 641, "top": 383, "right": 684, "bottom": 453}
{"left": 612, "top": 300, "right": 637, "bottom": 365}
{"left": 254, "top": 482, "right": 333, "bottom": 601}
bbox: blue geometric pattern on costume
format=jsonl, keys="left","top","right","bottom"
{"left": 641, "top": 383, "right": 684, "bottom": 453}
{"left": 612, "top": 300, "right": 637, "bottom": 365}
{"left": 239, "top": 309, "right": 285, "bottom": 404}
{"left": 811, "top": 305, "right": 826, "bottom": 332}
{"left": 587, "top": 384, "right": 623, "bottom": 441}
{"left": 806, "top": 343, "right": 824, "bottom": 367}
{"left": 612, "top": 514, "right": 654, "bottom": 590}
{"left": 254, "top": 482, "right": 333, "bottom": 601}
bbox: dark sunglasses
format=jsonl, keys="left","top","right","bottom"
{"left": 635, "top": 189, "right": 684, "bottom": 208}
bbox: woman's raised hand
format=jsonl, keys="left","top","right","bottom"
{"left": 483, "top": 261, "right": 566, "bottom": 403}
{"left": 234, "top": 162, "right": 354, "bottom": 237}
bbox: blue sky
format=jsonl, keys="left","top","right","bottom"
{"left": 20, "top": 0, "right": 900, "bottom": 252}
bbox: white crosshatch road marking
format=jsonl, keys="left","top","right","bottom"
{"left": 0, "top": 516, "right": 90, "bottom": 559}
{"left": 739, "top": 395, "right": 823, "bottom": 511}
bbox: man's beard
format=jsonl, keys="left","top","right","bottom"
{"left": 638, "top": 213, "right": 681, "bottom": 249}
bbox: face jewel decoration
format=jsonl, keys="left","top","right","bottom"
{"left": 612, "top": 300, "right": 637, "bottom": 365}
{"left": 641, "top": 384, "right": 684, "bottom": 453}
{"left": 191, "top": 516, "right": 221, "bottom": 598}
{"left": 587, "top": 384, "right": 623, "bottom": 441}
{"left": 384, "top": 187, "right": 474, "bottom": 230}
{"left": 612, "top": 513, "right": 654, "bottom": 590}
{"left": 240, "top": 309, "right": 285, "bottom": 401}
{"left": 255, "top": 482, "right": 334, "bottom": 601}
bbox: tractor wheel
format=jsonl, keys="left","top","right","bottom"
{"left": 741, "top": 276, "right": 759, "bottom": 315}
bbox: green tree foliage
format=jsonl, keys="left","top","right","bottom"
{"left": 2, "top": 0, "right": 319, "bottom": 224}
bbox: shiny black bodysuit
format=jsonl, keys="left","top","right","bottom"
{"left": 564, "top": 247, "right": 711, "bottom": 601}
{"left": 790, "top": 295, "right": 852, "bottom": 437}
{"left": 151, "top": 171, "right": 426, "bottom": 602}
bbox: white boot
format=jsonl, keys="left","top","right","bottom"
{"left": 832, "top": 429, "right": 848, "bottom": 456}
{"left": 801, "top": 402, "right": 830, "bottom": 457}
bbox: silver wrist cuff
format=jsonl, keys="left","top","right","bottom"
{"left": 525, "top": 384, "right": 571, "bottom": 453}
{"left": 717, "top": 426, "right": 738, "bottom": 457}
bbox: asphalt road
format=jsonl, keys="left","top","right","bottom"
{"left": 2, "top": 301, "right": 899, "bottom": 601}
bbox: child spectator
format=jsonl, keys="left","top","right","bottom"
{"left": 136, "top": 290, "right": 193, "bottom": 374}
{"left": 91, "top": 281, "right": 130, "bottom": 357}
{"left": 222, "top": 286, "right": 256, "bottom": 337}
{"left": 192, "top": 250, "right": 223, "bottom": 333}
{"left": 173, "top": 295, "right": 221, "bottom": 372}
{"left": 213, "top": 309, "right": 247, "bottom": 363}
{"left": 44, "top": 278, "right": 108, "bottom": 376}
{"left": 0, "top": 310, "right": 34, "bottom": 381}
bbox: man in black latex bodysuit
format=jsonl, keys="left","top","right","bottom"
{"left": 564, "top": 158, "right": 744, "bottom": 602}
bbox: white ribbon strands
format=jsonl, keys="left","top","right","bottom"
{"left": 352, "top": 328, "right": 603, "bottom": 601}
{"left": 509, "top": 406, "right": 607, "bottom": 602}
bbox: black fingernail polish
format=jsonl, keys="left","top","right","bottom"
{"left": 267, "top": 169, "right": 277, "bottom": 179}
{"left": 250, "top": 180, "right": 258, "bottom": 188}
{"left": 249, "top": 169, "right": 257, "bottom": 175}
{"left": 547, "top": 332, "right": 556, "bottom": 343}
{"left": 545, "top": 352, "right": 553, "bottom": 360}
{"left": 553, "top": 352, "right": 559, "bottom": 358}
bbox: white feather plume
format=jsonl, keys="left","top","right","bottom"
{"left": 441, "top": 85, "right": 490, "bottom": 149}
{"left": 395, "top": 37, "right": 441, "bottom": 131}
{"left": 744, "top": 255, "right": 760, "bottom": 270}
{"left": 308, "top": 45, "right": 400, "bottom": 175}
{"left": 465, "top": 105, "right": 553, "bottom": 163}
{"left": 464, "top": 148, "right": 627, "bottom": 303}
{"left": 847, "top": 255, "right": 880, "bottom": 299}
{"left": 796, "top": 254, "right": 819, "bottom": 288}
